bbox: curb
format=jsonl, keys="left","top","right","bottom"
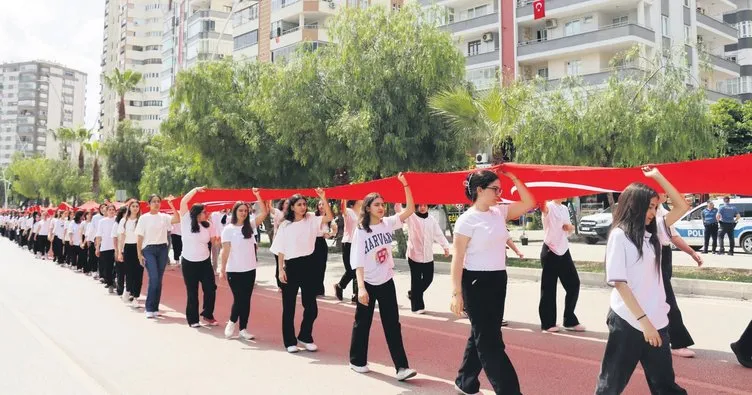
{"left": 257, "top": 249, "right": 752, "bottom": 301}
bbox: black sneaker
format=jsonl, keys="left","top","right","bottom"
{"left": 407, "top": 290, "right": 412, "bottom": 300}
{"left": 351, "top": 295, "right": 357, "bottom": 304}
{"left": 333, "top": 284, "right": 343, "bottom": 301}
{"left": 501, "top": 320, "right": 509, "bottom": 327}
{"left": 731, "top": 342, "right": 752, "bottom": 368}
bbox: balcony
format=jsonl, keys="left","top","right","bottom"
{"left": 466, "top": 49, "right": 500, "bottom": 66}
{"left": 705, "top": 88, "right": 739, "bottom": 102}
{"left": 516, "top": 0, "right": 596, "bottom": 19}
{"left": 696, "top": 12, "right": 737, "bottom": 42}
{"left": 441, "top": 10, "right": 498, "bottom": 35}
{"left": 271, "top": 25, "right": 326, "bottom": 51}
{"left": 525, "top": 66, "right": 647, "bottom": 90}
{"left": 704, "top": 52, "right": 740, "bottom": 75}
{"left": 517, "top": 23, "right": 654, "bottom": 60}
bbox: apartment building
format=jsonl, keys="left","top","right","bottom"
{"left": 100, "top": 0, "right": 167, "bottom": 137}
{"left": 160, "top": 0, "right": 235, "bottom": 118}
{"left": 0, "top": 61, "right": 87, "bottom": 166}
{"left": 724, "top": 0, "right": 752, "bottom": 101}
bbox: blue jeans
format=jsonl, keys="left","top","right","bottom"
{"left": 143, "top": 244, "right": 169, "bottom": 313}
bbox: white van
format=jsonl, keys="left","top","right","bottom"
{"left": 673, "top": 198, "right": 752, "bottom": 253}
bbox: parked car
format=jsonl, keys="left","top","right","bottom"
{"left": 578, "top": 205, "right": 616, "bottom": 244}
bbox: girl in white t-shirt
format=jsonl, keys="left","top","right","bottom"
{"left": 271, "top": 199, "right": 289, "bottom": 290}
{"left": 538, "top": 199, "right": 584, "bottom": 333}
{"left": 35, "top": 212, "right": 50, "bottom": 260}
{"left": 450, "top": 169, "right": 534, "bottom": 395}
{"left": 219, "top": 191, "right": 268, "bottom": 340}
{"left": 270, "top": 188, "right": 332, "bottom": 353}
{"left": 135, "top": 194, "right": 174, "bottom": 318}
{"left": 596, "top": 167, "right": 689, "bottom": 394}
{"left": 167, "top": 187, "right": 218, "bottom": 327}
{"left": 349, "top": 173, "right": 417, "bottom": 382}
{"left": 313, "top": 199, "right": 337, "bottom": 296}
{"left": 69, "top": 211, "right": 86, "bottom": 272}
{"left": 333, "top": 200, "right": 362, "bottom": 303}
{"left": 117, "top": 200, "right": 143, "bottom": 307}
{"left": 96, "top": 204, "right": 119, "bottom": 293}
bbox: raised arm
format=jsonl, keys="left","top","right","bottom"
{"left": 179, "top": 187, "right": 206, "bottom": 217}
{"left": 642, "top": 166, "right": 689, "bottom": 227}
{"left": 315, "top": 188, "right": 334, "bottom": 224}
{"left": 505, "top": 172, "right": 536, "bottom": 221}
{"left": 252, "top": 188, "right": 268, "bottom": 227}
{"left": 166, "top": 196, "right": 180, "bottom": 225}
{"left": 397, "top": 172, "right": 414, "bottom": 222}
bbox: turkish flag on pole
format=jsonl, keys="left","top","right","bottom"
{"left": 533, "top": 0, "right": 545, "bottom": 20}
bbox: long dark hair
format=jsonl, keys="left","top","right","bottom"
{"left": 346, "top": 200, "right": 356, "bottom": 208}
{"left": 74, "top": 211, "right": 84, "bottom": 224}
{"left": 31, "top": 212, "right": 39, "bottom": 222}
{"left": 464, "top": 170, "right": 499, "bottom": 202}
{"left": 231, "top": 202, "right": 253, "bottom": 239}
{"left": 360, "top": 193, "right": 382, "bottom": 233}
{"left": 284, "top": 194, "right": 307, "bottom": 222}
{"left": 611, "top": 182, "right": 661, "bottom": 271}
{"left": 115, "top": 206, "right": 127, "bottom": 224}
{"left": 125, "top": 200, "right": 141, "bottom": 228}
{"left": 189, "top": 204, "right": 210, "bottom": 233}
{"left": 314, "top": 200, "right": 328, "bottom": 216}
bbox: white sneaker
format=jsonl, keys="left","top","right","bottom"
{"left": 145, "top": 312, "right": 155, "bottom": 319}
{"left": 350, "top": 363, "right": 370, "bottom": 373}
{"left": 224, "top": 321, "right": 236, "bottom": 339}
{"left": 415, "top": 310, "right": 426, "bottom": 315}
{"left": 396, "top": 368, "right": 417, "bottom": 381}
{"left": 121, "top": 293, "right": 129, "bottom": 303}
{"left": 93, "top": 274, "right": 99, "bottom": 280}
{"left": 286, "top": 346, "right": 299, "bottom": 353}
{"left": 130, "top": 299, "right": 139, "bottom": 309}
{"left": 298, "top": 341, "right": 318, "bottom": 352}
{"left": 107, "top": 286, "right": 115, "bottom": 294}
{"left": 189, "top": 323, "right": 201, "bottom": 328}
{"left": 239, "top": 329, "right": 255, "bottom": 340}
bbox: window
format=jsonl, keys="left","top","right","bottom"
{"left": 683, "top": 0, "right": 690, "bottom": 6}
{"left": 583, "top": 16, "right": 593, "bottom": 24}
{"left": 566, "top": 59, "right": 582, "bottom": 76}
{"left": 684, "top": 25, "right": 691, "bottom": 43}
{"left": 612, "top": 16, "right": 628, "bottom": 26}
{"left": 738, "top": 21, "right": 752, "bottom": 38}
{"left": 468, "top": 40, "right": 481, "bottom": 56}
{"left": 234, "top": 30, "right": 259, "bottom": 50}
{"left": 537, "top": 68, "right": 549, "bottom": 78}
{"left": 466, "top": 5, "right": 488, "bottom": 19}
{"left": 661, "top": 15, "right": 670, "bottom": 37}
{"left": 233, "top": 3, "right": 259, "bottom": 27}
{"left": 536, "top": 28, "right": 547, "bottom": 42}
{"left": 564, "top": 20, "right": 582, "bottom": 36}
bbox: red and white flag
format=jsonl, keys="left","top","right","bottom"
{"left": 533, "top": 0, "right": 546, "bottom": 20}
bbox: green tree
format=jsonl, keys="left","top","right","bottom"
{"left": 52, "top": 126, "right": 78, "bottom": 161}
{"left": 7, "top": 155, "right": 49, "bottom": 200}
{"left": 709, "top": 98, "right": 752, "bottom": 155}
{"left": 102, "top": 121, "right": 147, "bottom": 196}
{"left": 103, "top": 68, "right": 143, "bottom": 122}
{"left": 83, "top": 140, "right": 103, "bottom": 197}
{"left": 139, "top": 134, "right": 214, "bottom": 198}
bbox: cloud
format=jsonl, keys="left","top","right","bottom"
{"left": 0, "top": 0, "right": 105, "bottom": 129}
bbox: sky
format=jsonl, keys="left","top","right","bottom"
{"left": 0, "top": 0, "right": 105, "bottom": 129}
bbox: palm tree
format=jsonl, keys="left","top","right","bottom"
{"left": 103, "top": 68, "right": 143, "bottom": 123}
{"left": 75, "top": 128, "right": 92, "bottom": 174}
{"left": 83, "top": 141, "right": 102, "bottom": 197}
{"left": 52, "top": 127, "right": 77, "bottom": 162}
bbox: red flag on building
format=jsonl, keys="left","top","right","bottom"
{"left": 533, "top": 0, "right": 545, "bottom": 20}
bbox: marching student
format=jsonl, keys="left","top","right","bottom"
{"left": 349, "top": 173, "right": 418, "bottom": 381}
{"left": 92, "top": 204, "right": 106, "bottom": 280}
{"left": 68, "top": 211, "right": 85, "bottom": 272}
{"left": 114, "top": 206, "right": 128, "bottom": 296}
{"left": 656, "top": 193, "right": 703, "bottom": 358}
{"left": 117, "top": 200, "right": 143, "bottom": 308}
{"left": 63, "top": 211, "right": 74, "bottom": 266}
{"left": 167, "top": 188, "right": 218, "bottom": 327}
{"left": 595, "top": 167, "right": 689, "bottom": 395}
{"left": 313, "top": 199, "right": 336, "bottom": 296}
{"left": 27, "top": 212, "right": 39, "bottom": 253}
{"left": 170, "top": 216, "right": 182, "bottom": 266}
{"left": 219, "top": 191, "right": 268, "bottom": 340}
{"left": 50, "top": 211, "right": 65, "bottom": 264}
{"left": 395, "top": 202, "right": 450, "bottom": 314}
{"left": 271, "top": 188, "right": 333, "bottom": 353}
{"left": 34, "top": 212, "right": 50, "bottom": 259}
{"left": 80, "top": 211, "right": 93, "bottom": 274}
{"left": 333, "top": 200, "right": 362, "bottom": 303}
{"left": 96, "top": 204, "right": 119, "bottom": 293}
{"left": 84, "top": 211, "right": 98, "bottom": 276}
{"left": 450, "top": 169, "right": 534, "bottom": 395}
{"left": 538, "top": 199, "right": 585, "bottom": 333}
{"left": 271, "top": 199, "right": 289, "bottom": 290}
{"left": 136, "top": 194, "right": 174, "bottom": 319}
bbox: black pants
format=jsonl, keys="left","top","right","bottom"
{"left": 78, "top": 244, "right": 88, "bottom": 271}
{"left": 408, "top": 259, "right": 434, "bottom": 312}
{"left": 181, "top": 257, "right": 216, "bottom": 325}
{"left": 539, "top": 244, "right": 581, "bottom": 330}
{"left": 35, "top": 236, "right": 49, "bottom": 256}
{"left": 88, "top": 243, "right": 98, "bottom": 274}
{"left": 52, "top": 237, "right": 63, "bottom": 263}
{"left": 719, "top": 222, "right": 736, "bottom": 254}
{"left": 661, "top": 247, "right": 694, "bottom": 349}
{"left": 227, "top": 270, "right": 256, "bottom": 330}
{"left": 736, "top": 320, "right": 752, "bottom": 355}
{"left": 456, "top": 270, "right": 521, "bottom": 395}
{"left": 703, "top": 223, "right": 718, "bottom": 253}
{"left": 124, "top": 244, "right": 143, "bottom": 298}
{"left": 115, "top": 260, "right": 127, "bottom": 296}
{"left": 100, "top": 250, "right": 116, "bottom": 287}
{"left": 28, "top": 234, "right": 35, "bottom": 251}
{"left": 350, "top": 279, "right": 409, "bottom": 372}
{"left": 596, "top": 310, "right": 687, "bottom": 395}
{"left": 170, "top": 234, "right": 182, "bottom": 262}
{"left": 64, "top": 241, "right": 71, "bottom": 265}
{"left": 281, "top": 254, "right": 318, "bottom": 347}
{"left": 69, "top": 245, "right": 80, "bottom": 270}
{"left": 337, "top": 242, "right": 358, "bottom": 296}
{"left": 313, "top": 237, "right": 328, "bottom": 295}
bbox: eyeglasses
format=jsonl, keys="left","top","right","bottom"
{"left": 485, "top": 186, "right": 501, "bottom": 194}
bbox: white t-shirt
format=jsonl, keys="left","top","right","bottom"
{"left": 272, "top": 208, "right": 285, "bottom": 235}
{"left": 605, "top": 218, "right": 669, "bottom": 332}
{"left": 401, "top": 208, "right": 450, "bottom": 263}
{"left": 222, "top": 222, "right": 258, "bottom": 272}
{"left": 70, "top": 222, "right": 85, "bottom": 246}
{"left": 210, "top": 212, "right": 226, "bottom": 239}
{"left": 171, "top": 222, "right": 182, "bottom": 236}
{"left": 656, "top": 205, "right": 677, "bottom": 246}
{"left": 180, "top": 213, "right": 213, "bottom": 261}
{"left": 543, "top": 201, "right": 572, "bottom": 256}
{"left": 32, "top": 220, "right": 42, "bottom": 235}
{"left": 454, "top": 205, "right": 510, "bottom": 271}
{"left": 351, "top": 215, "right": 402, "bottom": 286}
{"left": 117, "top": 217, "right": 139, "bottom": 244}
{"left": 91, "top": 213, "right": 103, "bottom": 234}
{"left": 134, "top": 212, "right": 172, "bottom": 247}
{"left": 84, "top": 221, "right": 95, "bottom": 242}
{"left": 38, "top": 219, "right": 50, "bottom": 236}
{"left": 270, "top": 212, "right": 324, "bottom": 260}
{"left": 341, "top": 208, "right": 358, "bottom": 244}
{"left": 53, "top": 219, "right": 66, "bottom": 239}
{"left": 96, "top": 217, "right": 117, "bottom": 252}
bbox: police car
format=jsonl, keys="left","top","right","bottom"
{"left": 673, "top": 198, "right": 752, "bottom": 254}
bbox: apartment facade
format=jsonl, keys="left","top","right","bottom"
{"left": 100, "top": 0, "right": 167, "bottom": 137}
{"left": 724, "top": 0, "right": 752, "bottom": 101}
{"left": 0, "top": 61, "right": 87, "bottom": 166}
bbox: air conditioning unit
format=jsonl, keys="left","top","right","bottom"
{"left": 697, "top": 35, "right": 704, "bottom": 44}
{"left": 545, "top": 19, "right": 558, "bottom": 29}
{"left": 328, "top": 0, "right": 335, "bottom": 9}
{"left": 482, "top": 32, "right": 493, "bottom": 42}
{"left": 475, "top": 152, "right": 489, "bottom": 164}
